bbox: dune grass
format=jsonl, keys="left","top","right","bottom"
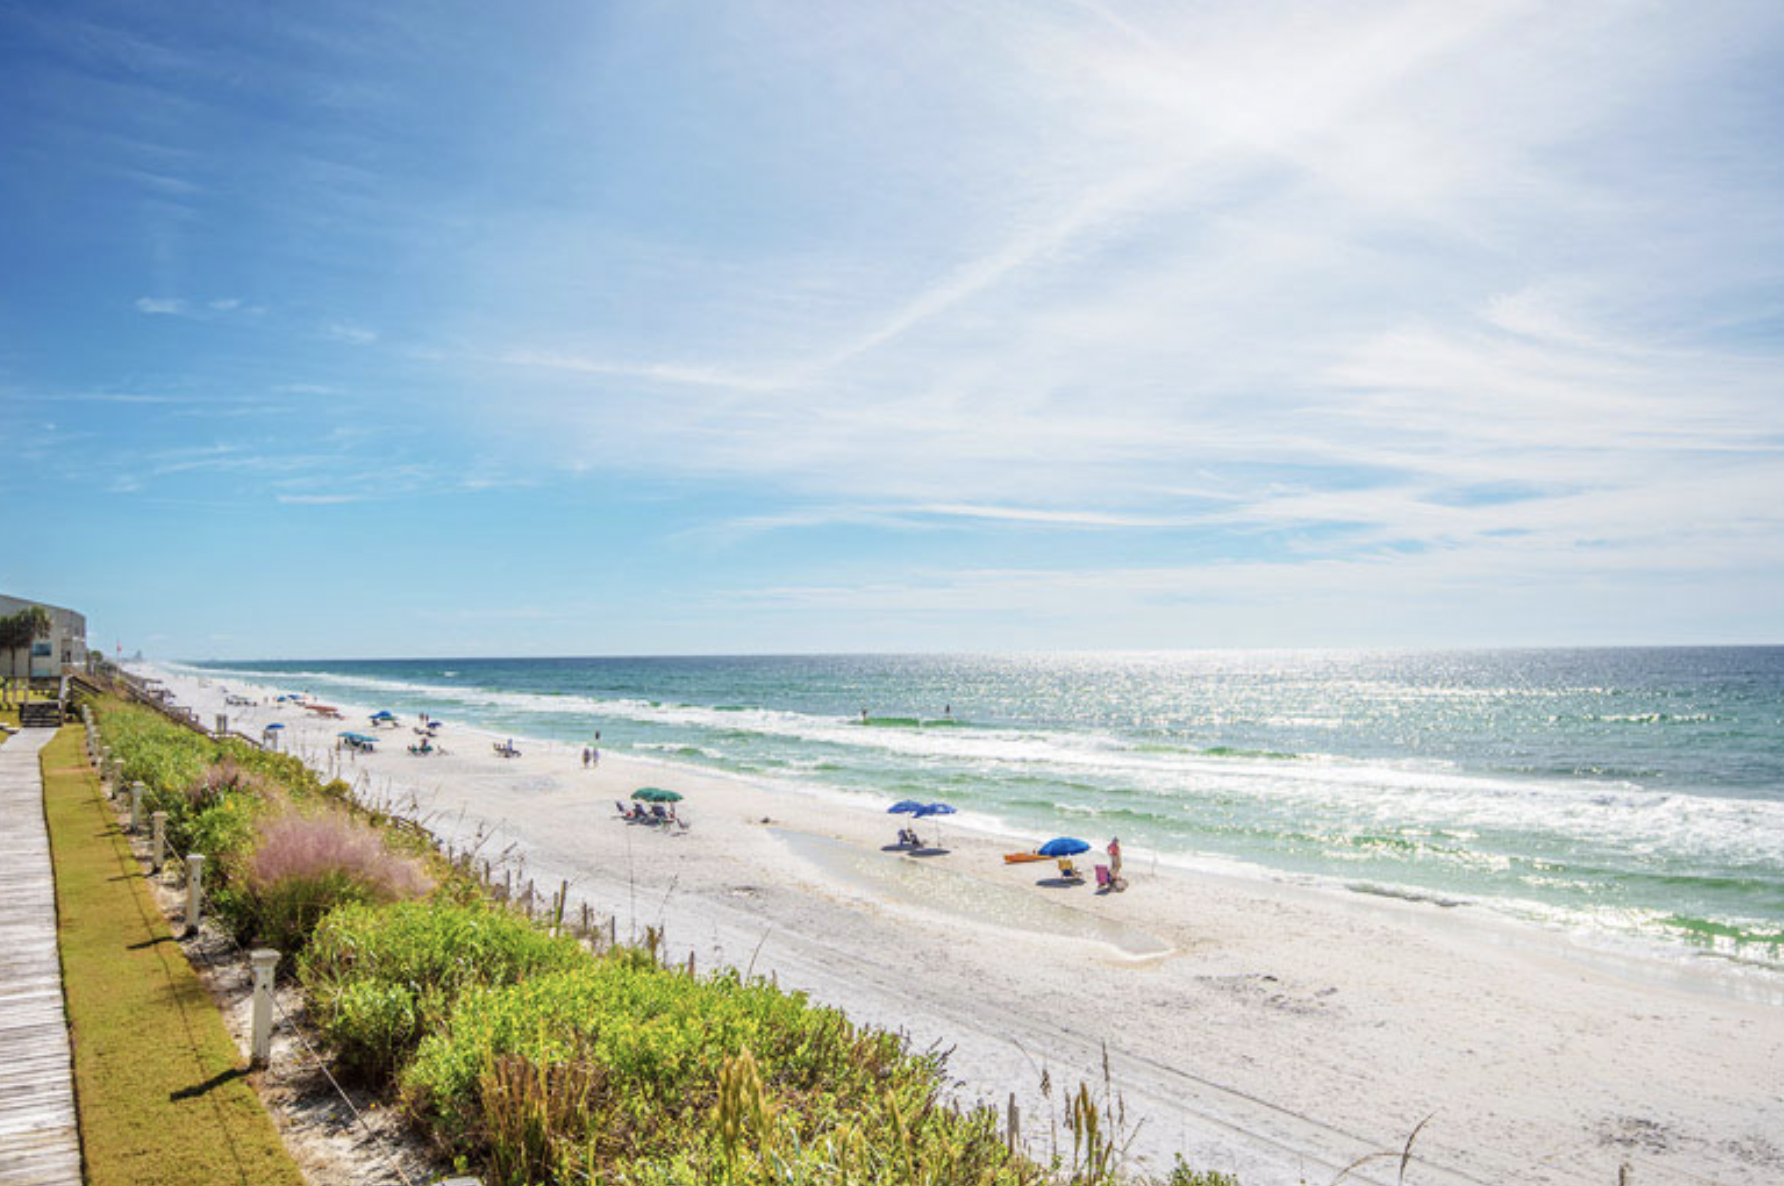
{"left": 41, "top": 727, "right": 305, "bottom": 1186}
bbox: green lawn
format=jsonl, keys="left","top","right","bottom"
{"left": 42, "top": 728, "right": 306, "bottom": 1186}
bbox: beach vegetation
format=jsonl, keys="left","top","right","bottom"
{"left": 239, "top": 807, "right": 435, "bottom": 958}
{"left": 300, "top": 899, "right": 586, "bottom": 1080}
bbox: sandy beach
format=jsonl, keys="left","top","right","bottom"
{"left": 149, "top": 665, "right": 1784, "bottom": 1186}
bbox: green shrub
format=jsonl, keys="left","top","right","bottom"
{"left": 300, "top": 900, "right": 586, "bottom": 1081}
{"left": 400, "top": 958, "right": 966, "bottom": 1183}
{"left": 250, "top": 868, "right": 384, "bottom": 958}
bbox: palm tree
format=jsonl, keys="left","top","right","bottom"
{"left": 0, "top": 612, "right": 22, "bottom": 707}
{"left": 2, "top": 606, "right": 53, "bottom": 702}
{"left": 23, "top": 604, "right": 52, "bottom": 689}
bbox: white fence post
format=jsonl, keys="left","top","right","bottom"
{"left": 250, "top": 949, "right": 278, "bottom": 1067}
{"left": 185, "top": 855, "right": 204, "bottom": 935}
{"left": 101, "top": 749, "right": 114, "bottom": 796}
{"left": 128, "top": 781, "right": 143, "bottom": 833}
{"left": 151, "top": 812, "right": 167, "bottom": 873}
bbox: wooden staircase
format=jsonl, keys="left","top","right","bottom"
{"left": 18, "top": 700, "right": 62, "bottom": 728}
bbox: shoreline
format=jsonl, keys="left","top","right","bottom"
{"left": 142, "top": 662, "right": 1784, "bottom": 1185}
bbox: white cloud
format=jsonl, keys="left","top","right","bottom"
{"left": 325, "top": 323, "right": 378, "bottom": 345}
{"left": 274, "top": 493, "right": 365, "bottom": 505}
{"left": 134, "top": 296, "right": 187, "bottom": 315}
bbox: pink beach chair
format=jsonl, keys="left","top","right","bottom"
{"left": 1095, "top": 864, "right": 1113, "bottom": 891}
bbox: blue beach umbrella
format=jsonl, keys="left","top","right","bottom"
{"left": 263, "top": 722, "right": 285, "bottom": 730}
{"left": 887, "top": 800, "right": 925, "bottom": 814}
{"left": 370, "top": 710, "right": 395, "bottom": 720}
{"left": 1037, "top": 837, "right": 1089, "bottom": 858}
{"left": 915, "top": 802, "right": 955, "bottom": 848}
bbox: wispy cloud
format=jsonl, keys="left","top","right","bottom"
{"left": 325, "top": 322, "right": 378, "bottom": 344}
{"left": 133, "top": 295, "right": 262, "bottom": 319}
{"left": 274, "top": 493, "right": 364, "bottom": 505}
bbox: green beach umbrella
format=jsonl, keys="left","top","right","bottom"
{"left": 631, "top": 786, "right": 683, "bottom": 803}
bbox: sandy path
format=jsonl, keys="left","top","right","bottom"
{"left": 157, "top": 667, "right": 1784, "bottom": 1186}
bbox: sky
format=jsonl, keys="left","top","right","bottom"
{"left": 3, "top": 0, "right": 1783, "bottom": 659}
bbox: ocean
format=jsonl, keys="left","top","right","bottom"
{"left": 181, "top": 648, "right": 1784, "bottom": 969}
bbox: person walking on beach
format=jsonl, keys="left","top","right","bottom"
{"left": 581, "top": 746, "right": 591, "bottom": 769}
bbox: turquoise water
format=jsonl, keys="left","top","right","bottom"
{"left": 182, "top": 649, "right": 1784, "bottom": 967}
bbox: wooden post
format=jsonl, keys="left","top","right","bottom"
{"left": 686, "top": 950, "right": 696, "bottom": 977}
{"left": 151, "top": 812, "right": 167, "bottom": 873}
{"left": 580, "top": 901, "right": 590, "bottom": 938}
{"left": 525, "top": 879, "right": 535, "bottom": 919}
{"left": 555, "top": 880, "right": 568, "bottom": 930}
{"left": 1007, "top": 1094, "right": 1020, "bottom": 1155}
{"left": 250, "top": 949, "right": 278, "bottom": 1067}
{"left": 128, "top": 781, "right": 143, "bottom": 834}
{"left": 503, "top": 869, "right": 512, "bottom": 902}
{"left": 101, "top": 748, "right": 114, "bottom": 796}
{"left": 185, "top": 855, "right": 204, "bottom": 936}
{"left": 1618, "top": 1166, "right": 1633, "bottom": 1186}
{"left": 609, "top": 915, "right": 617, "bottom": 946}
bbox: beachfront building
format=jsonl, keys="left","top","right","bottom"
{"left": 0, "top": 593, "right": 89, "bottom": 677}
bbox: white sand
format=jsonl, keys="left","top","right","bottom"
{"left": 151, "top": 666, "right": 1784, "bottom": 1185}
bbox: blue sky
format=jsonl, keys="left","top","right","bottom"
{"left": 3, "top": 0, "right": 1783, "bottom": 659}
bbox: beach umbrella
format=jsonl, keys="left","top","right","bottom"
{"left": 915, "top": 801, "right": 956, "bottom": 849}
{"left": 370, "top": 710, "right": 395, "bottom": 720}
{"left": 887, "top": 800, "right": 925, "bottom": 814}
{"left": 632, "top": 786, "right": 683, "bottom": 803}
{"left": 264, "top": 722, "right": 285, "bottom": 730}
{"left": 1037, "top": 837, "right": 1089, "bottom": 857}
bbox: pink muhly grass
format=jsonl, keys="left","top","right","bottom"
{"left": 187, "top": 757, "right": 265, "bottom": 810}
{"left": 248, "top": 810, "right": 434, "bottom": 900}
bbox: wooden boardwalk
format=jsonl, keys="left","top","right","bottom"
{"left": 0, "top": 728, "right": 81, "bottom": 1186}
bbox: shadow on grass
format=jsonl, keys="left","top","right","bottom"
{"left": 170, "top": 1067, "right": 250, "bottom": 1102}
{"left": 126, "top": 934, "right": 178, "bottom": 950}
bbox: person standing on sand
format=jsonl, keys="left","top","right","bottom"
{"left": 581, "top": 746, "right": 591, "bottom": 769}
{"left": 1107, "top": 837, "right": 1123, "bottom": 879}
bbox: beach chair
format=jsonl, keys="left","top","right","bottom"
{"left": 651, "top": 804, "right": 670, "bottom": 823}
{"left": 1058, "top": 858, "right": 1083, "bottom": 882}
{"left": 1095, "top": 864, "right": 1112, "bottom": 891}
